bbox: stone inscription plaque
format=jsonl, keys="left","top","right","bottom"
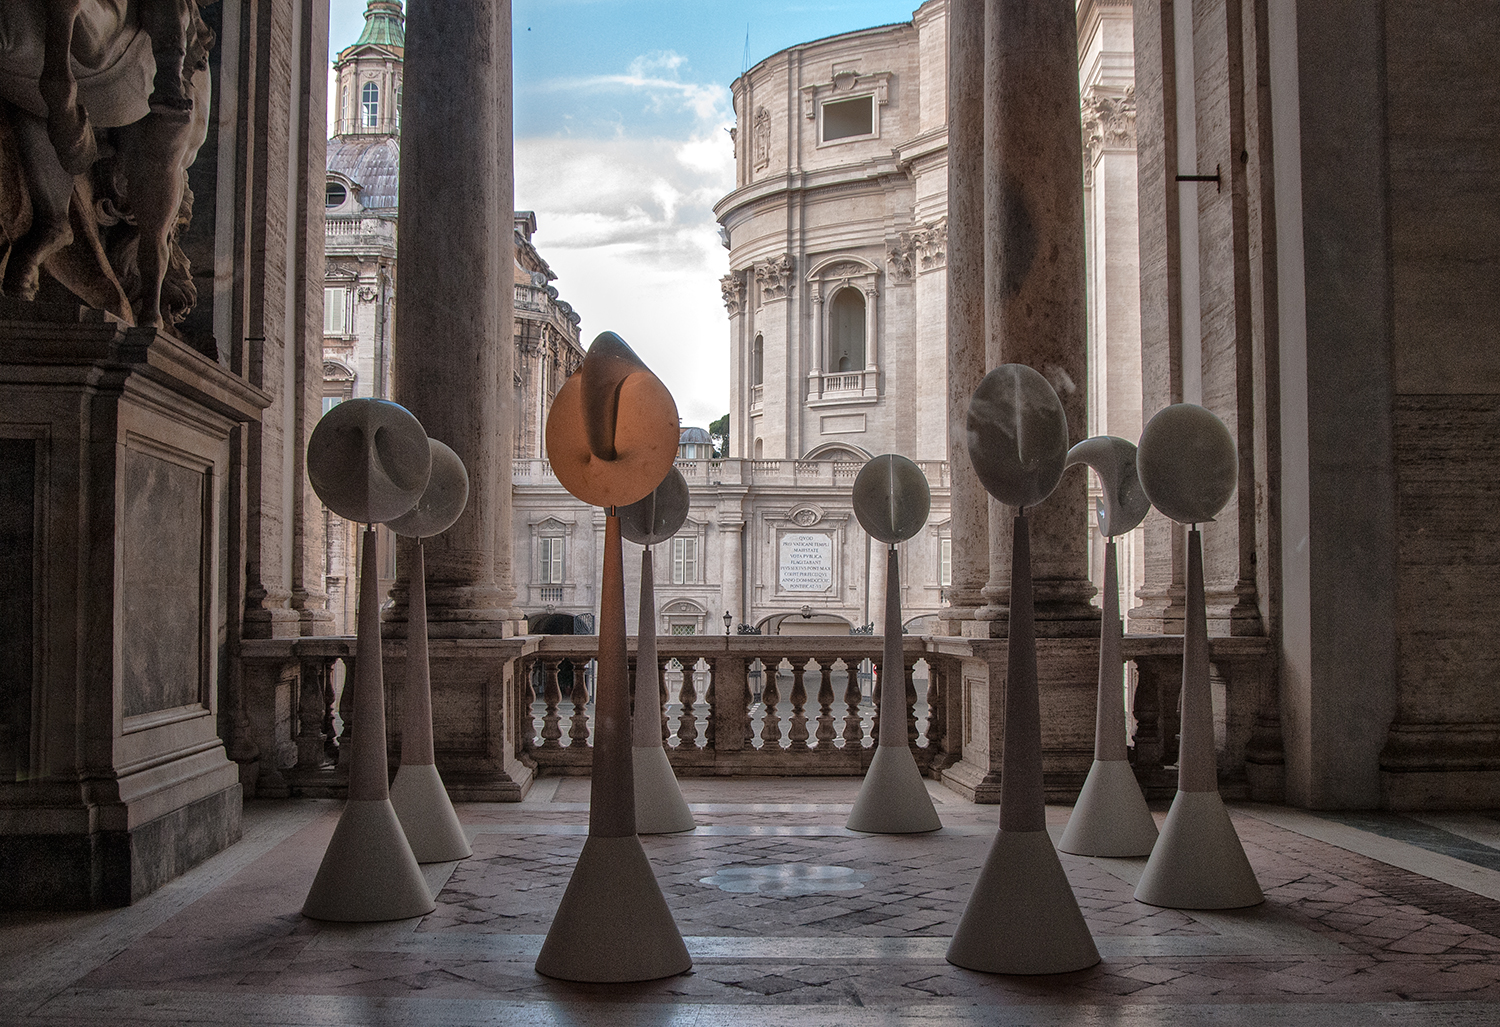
{"left": 122, "top": 449, "right": 206, "bottom": 718}
{"left": 779, "top": 532, "right": 833, "bottom": 592}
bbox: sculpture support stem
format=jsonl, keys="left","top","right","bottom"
{"left": 633, "top": 546, "right": 662, "bottom": 749}
{"left": 879, "top": 545, "right": 906, "bottom": 747}
{"left": 1096, "top": 538, "right": 1128, "bottom": 761}
{"left": 999, "top": 512, "right": 1045, "bottom": 833}
{"left": 591, "top": 512, "right": 635, "bottom": 837}
{"left": 402, "top": 540, "right": 435, "bottom": 765}
{"left": 350, "top": 526, "right": 390, "bottom": 800}
{"left": 1180, "top": 527, "right": 1216, "bottom": 792}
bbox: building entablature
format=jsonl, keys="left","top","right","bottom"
{"left": 714, "top": 157, "right": 908, "bottom": 231}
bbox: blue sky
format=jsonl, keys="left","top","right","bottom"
{"left": 328, "top": 0, "right": 922, "bottom": 428}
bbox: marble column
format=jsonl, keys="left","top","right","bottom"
{"left": 392, "top": 0, "right": 514, "bottom": 637}
{"left": 981, "top": 0, "right": 1096, "bottom": 635}
{"left": 942, "top": 0, "right": 988, "bottom": 635}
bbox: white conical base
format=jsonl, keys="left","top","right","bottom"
{"left": 1134, "top": 789, "right": 1263, "bottom": 909}
{"left": 536, "top": 833, "right": 692, "bottom": 982}
{"left": 1058, "top": 759, "right": 1158, "bottom": 857}
{"left": 947, "top": 828, "right": 1100, "bottom": 975}
{"left": 633, "top": 746, "right": 695, "bottom": 835}
{"left": 390, "top": 762, "right": 472, "bottom": 862}
{"left": 302, "top": 799, "right": 436, "bottom": 922}
{"left": 847, "top": 744, "right": 942, "bottom": 834}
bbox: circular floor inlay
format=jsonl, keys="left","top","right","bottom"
{"left": 699, "top": 864, "right": 872, "bottom": 897}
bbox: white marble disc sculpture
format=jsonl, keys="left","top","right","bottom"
{"left": 618, "top": 468, "right": 696, "bottom": 835}
{"left": 847, "top": 454, "right": 942, "bottom": 834}
{"left": 1132, "top": 403, "right": 1263, "bottom": 910}
{"left": 535, "top": 332, "right": 691, "bottom": 982}
{"left": 302, "top": 398, "right": 436, "bottom": 922}
{"left": 947, "top": 365, "right": 1100, "bottom": 975}
{"left": 1057, "top": 436, "right": 1159, "bottom": 857}
{"left": 387, "top": 439, "right": 472, "bottom": 862}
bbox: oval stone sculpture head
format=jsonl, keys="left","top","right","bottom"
{"left": 545, "top": 332, "right": 680, "bottom": 509}
{"left": 1066, "top": 436, "right": 1152, "bottom": 538}
{"left": 852, "top": 454, "right": 931, "bottom": 544}
{"left": 966, "top": 364, "right": 1070, "bottom": 509}
{"left": 389, "top": 439, "right": 469, "bottom": 538}
{"left": 618, "top": 467, "right": 690, "bottom": 547}
{"left": 307, "top": 398, "right": 431, "bottom": 524}
{"left": 1136, "top": 403, "right": 1237, "bottom": 524}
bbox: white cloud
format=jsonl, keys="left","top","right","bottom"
{"left": 539, "top": 50, "right": 730, "bottom": 128}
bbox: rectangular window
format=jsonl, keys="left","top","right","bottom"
{"left": 672, "top": 536, "right": 697, "bottom": 585}
{"left": 540, "top": 536, "right": 564, "bottom": 584}
{"left": 324, "top": 287, "right": 348, "bottom": 335}
{"left": 822, "top": 96, "right": 873, "bottom": 142}
{"left": 670, "top": 624, "right": 695, "bottom": 636}
{"left": 940, "top": 538, "right": 952, "bottom": 587}
{"left": 321, "top": 396, "right": 342, "bottom": 416}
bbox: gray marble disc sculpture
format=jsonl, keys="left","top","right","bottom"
{"left": 306, "top": 398, "right": 431, "bottom": 525}
{"left": 1133, "top": 404, "right": 1262, "bottom": 909}
{"left": 303, "top": 401, "right": 434, "bottom": 923}
{"left": 388, "top": 438, "right": 469, "bottom": 539}
{"left": 1135, "top": 403, "right": 1237, "bottom": 524}
{"left": 965, "top": 363, "right": 1069, "bottom": 510}
{"left": 618, "top": 467, "right": 690, "bottom": 546}
{"left": 847, "top": 455, "right": 940, "bottom": 834}
{"left": 620, "top": 468, "right": 696, "bottom": 835}
{"left": 389, "top": 438, "right": 473, "bottom": 863}
{"left": 949, "top": 365, "right": 1099, "bottom": 974}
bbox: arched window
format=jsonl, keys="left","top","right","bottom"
{"left": 752, "top": 334, "right": 764, "bottom": 385}
{"left": 754, "top": 438, "right": 764, "bottom": 459}
{"left": 829, "top": 288, "right": 866, "bottom": 372}
{"left": 361, "top": 82, "right": 379, "bottom": 128}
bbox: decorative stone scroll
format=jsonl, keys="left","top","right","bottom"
{"left": 719, "top": 270, "right": 746, "bottom": 317}
{"left": 755, "top": 254, "right": 795, "bottom": 302}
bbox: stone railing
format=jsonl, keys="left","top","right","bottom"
{"left": 516, "top": 458, "right": 952, "bottom": 490}
{"left": 235, "top": 632, "right": 1280, "bottom": 803}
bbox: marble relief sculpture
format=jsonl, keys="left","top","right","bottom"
{"left": 0, "top": 0, "right": 217, "bottom": 337}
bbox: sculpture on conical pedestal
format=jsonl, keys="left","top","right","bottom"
{"left": 618, "top": 468, "right": 696, "bottom": 835}
{"left": 302, "top": 398, "right": 436, "bottom": 922}
{"left": 387, "top": 438, "right": 472, "bottom": 863}
{"left": 947, "top": 365, "right": 1100, "bottom": 975}
{"left": 534, "top": 332, "right": 691, "bottom": 983}
{"left": 1057, "top": 436, "right": 1158, "bottom": 858}
{"left": 847, "top": 454, "right": 942, "bottom": 834}
{"left": 1132, "top": 404, "right": 1263, "bottom": 910}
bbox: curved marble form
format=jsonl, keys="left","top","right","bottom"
{"left": 307, "top": 398, "right": 430, "bottom": 525}
{"left": 389, "top": 438, "right": 469, "bottom": 538}
{"left": 1066, "top": 435, "right": 1151, "bottom": 538}
{"left": 851, "top": 454, "right": 931, "bottom": 545}
{"left": 618, "top": 467, "right": 690, "bottom": 546}
{"left": 965, "top": 364, "right": 1069, "bottom": 510}
{"left": 1136, "top": 403, "right": 1237, "bottom": 525}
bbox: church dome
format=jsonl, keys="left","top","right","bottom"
{"left": 679, "top": 427, "right": 713, "bottom": 446}
{"left": 327, "top": 135, "right": 400, "bottom": 211}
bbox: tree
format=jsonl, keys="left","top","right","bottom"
{"left": 708, "top": 413, "right": 729, "bottom": 458}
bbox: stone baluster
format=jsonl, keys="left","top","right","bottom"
{"left": 927, "top": 661, "right": 946, "bottom": 753}
{"left": 788, "top": 661, "right": 810, "bottom": 752}
{"left": 295, "top": 658, "right": 328, "bottom": 769}
{"left": 704, "top": 660, "right": 716, "bottom": 751}
{"left": 842, "top": 659, "right": 863, "bottom": 747}
{"left": 760, "top": 666, "right": 782, "bottom": 749}
{"left": 567, "top": 661, "right": 590, "bottom": 747}
{"left": 323, "top": 659, "right": 343, "bottom": 766}
{"left": 871, "top": 661, "right": 882, "bottom": 743}
{"left": 677, "top": 660, "right": 699, "bottom": 750}
{"left": 815, "top": 661, "right": 836, "bottom": 748}
{"left": 540, "top": 658, "right": 563, "bottom": 749}
{"left": 660, "top": 656, "right": 672, "bottom": 744}
{"left": 744, "top": 660, "right": 759, "bottom": 748}
{"left": 337, "top": 659, "right": 354, "bottom": 769}
{"left": 906, "top": 658, "right": 921, "bottom": 748}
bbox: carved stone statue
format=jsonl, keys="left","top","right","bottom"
{"left": 0, "top": 0, "right": 217, "bottom": 339}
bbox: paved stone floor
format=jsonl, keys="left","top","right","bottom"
{"left": 4, "top": 777, "right": 1500, "bottom": 1025}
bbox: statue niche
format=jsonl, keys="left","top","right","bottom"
{"left": 0, "top": 0, "right": 218, "bottom": 345}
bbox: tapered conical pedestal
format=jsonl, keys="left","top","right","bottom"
{"left": 634, "top": 745, "right": 695, "bottom": 835}
{"left": 947, "top": 829, "right": 1100, "bottom": 974}
{"left": 1058, "top": 759, "right": 1158, "bottom": 857}
{"left": 303, "top": 799, "right": 436, "bottom": 921}
{"left": 847, "top": 744, "right": 942, "bottom": 834}
{"left": 303, "top": 527, "right": 434, "bottom": 922}
{"left": 1135, "top": 790, "right": 1263, "bottom": 908}
{"left": 391, "top": 763, "right": 472, "bottom": 862}
{"left": 534, "top": 833, "right": 693, "bottom": 982}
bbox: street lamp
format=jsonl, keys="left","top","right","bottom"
{"left": 723, "top": 610, "right": 733, "bottom": 635}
